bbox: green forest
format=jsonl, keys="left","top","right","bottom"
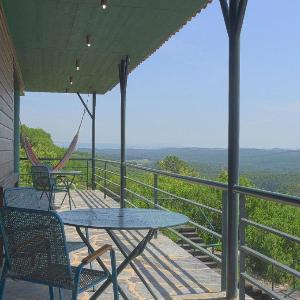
{"left": 19, "top": 126, "right": 300, "bottom": 289}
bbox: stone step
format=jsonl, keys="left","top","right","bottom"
{"left": 176, "top": 237, "right": 203, "bottom": 245}
{"left": 189, "top": 237, "right": 203, "bottom": 243}
{"left": 176, "top": 226, "right": 196, "bottom": 233}
{"left": 181, "top": 243, "right": 206, "bottom": 250}
{"left": 180, "top": 232, "right": 199, "bottom": 238}
{"left": 195, "top": 255, "right": 212, "bottom": 262}
{"left": 204, "top": 261, "right": 218, "bottom": 268}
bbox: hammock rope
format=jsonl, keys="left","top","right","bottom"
{"left": 21, "top": 95, "right": 90, "bottom": 171}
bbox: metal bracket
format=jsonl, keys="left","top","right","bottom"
{"left": 77, "top": 92, "right": 94, "bottom": 119}
{"left": 219, "top": 0, "right": 229, "bottom": 35}
{"left": 219, "top": 0, "right": 248, "bottom": 38}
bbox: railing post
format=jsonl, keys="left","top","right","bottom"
{"left": 221, "top": 190, "right": 228, "bottom": 291}
{"left": 86, "top": 159, "right": 89, "bottom": 190}
{"left": 92, "top": 93, "right": 96, "bottom": 190}
{"left": 119, "top": 56, "right": 129, "bottom": 208}
{"left": 104, "top": 161, "right": 107, "bottom": 199}
{"left": 239, "top": 193, "right": 246, "bottom": 300}
{"left": 153, "top": 173, "right": 158, "bottom": 209}
{"left": 153, "top": 173, "right": 158, "bottom": 238}
{"left": 219, "top": 1, "right": 248, "bottom": 298}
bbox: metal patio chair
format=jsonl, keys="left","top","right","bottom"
{"left": 3, "top": 187, "right": 48, "bottom": 210}
{"left": 0, "top": 207, "right": 119, "bottom": 300}
{"left": 31, "top": 165, "right": 55, "bottom": 210}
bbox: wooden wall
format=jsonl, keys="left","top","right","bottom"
{"left": 0, "top": 4, "right": 18, "bottom": 190}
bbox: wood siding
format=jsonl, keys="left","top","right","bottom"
{"left": 0, "top": 6, "right": 15, "bottom": 187}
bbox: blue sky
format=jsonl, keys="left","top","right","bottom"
{"left": 21, "top": 0, "right": 300, "bottom": 149}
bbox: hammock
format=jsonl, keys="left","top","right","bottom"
{"left": 21, "top": 96, "right": 88, "bottom": 171}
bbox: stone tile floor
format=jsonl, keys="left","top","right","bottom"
{"left": 2, "top": 189, "right": 224, "bottom": 300}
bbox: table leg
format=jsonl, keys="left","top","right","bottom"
{"left": 76, "top": 226, "right": 110, "bottom": 273}
{"left": 76, "top": 227, "right": 126, "bottom": 298}
{"left": 90, "top": 229, "right": 158, "bottom": 300}
{"left": 59, "top": 176, "right": 77, "bottom": 209}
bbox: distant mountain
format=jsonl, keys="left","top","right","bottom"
{"left": 77, "top": 147, "right": 300, "bottom": 174}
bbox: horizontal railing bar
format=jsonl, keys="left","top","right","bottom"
{"left": 168, "top": 228, "right": 222, "bottom": 263}
{"left": 20, "top": 157, "right": 92, "bottom": 161}
{"left": 241, "top": 272, "right": 285, "bottom": 300}
{"left": 155, "top": 186, "right": 222, "bottom": 214}
{"left": 96, "top": 183, "right": 120, "bottom": 200}
{"left": 187, "top": 220, "right": 222, "bottom": 239}
{"left": 125, "top": 176, "right": 154, "bottom": 189}
{"left": 95, "top": 167, "right": 120, "bottom": 176}
{"left": 125, "top": 188, "right": 222, "bottom": 239}
{"left": 234, "top": 185, "right": 300, "bottom": 207}
{"left": 95, "top": 158, "right": 120, "bottom": 165}
{"left": 240, "top": 246, "right": 300, "bottom": 278}
{"left": 126, "top": 162, "right": 227, "bottom": 190}
{"left": 241, "top": 218, "right": 300, "bottom": 244}
{"left": 125, "top": 176, "right": 222, "bottom": 214}
{"left": 125, "top": 188, "right": 154, "bottom": 206}
{"left": 94, "top": 174, "right": 120, "bottom": 187}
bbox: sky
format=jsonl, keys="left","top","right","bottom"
{"left": 20, "top": 0, "right": 300, "bottom": 149}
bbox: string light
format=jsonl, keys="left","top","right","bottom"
{"left": 76, "top": 59, "right": 80, "bottom": 71}
{"left": 69, "top": 76, "right": 73, "bottom": 85}
{"left": 86, "top": 35, "right": 91, "bottom": 47}
{"left": 101, "top": 0, "right": 108, "bottom": 9}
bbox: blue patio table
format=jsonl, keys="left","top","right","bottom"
{"left": 59, "top": 208, "right": 189, "bottom": 300}
{"left": 50, "top": 170, "right": 82, "bottom": 210}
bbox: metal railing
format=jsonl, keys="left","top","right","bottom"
{"left": 235, "top": 186, "right": 300, "bottom": 300}
{"left": 19, "top": 156, "right": 300, "bottom": 299}
{"left": 94, "top": 158, "right": 300, "bottom": 300}
{"left": 94, "top": 158, "right": 228, "bottom": 290}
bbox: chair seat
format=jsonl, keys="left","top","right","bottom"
{"left": 71, "top": 267, "right": 108, "bottom": 290}
{"left": 8, "top": 261, "right": 108, "bottom": 291}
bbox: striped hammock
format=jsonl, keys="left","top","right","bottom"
{"left": 21, "top": 130, "right": 79, "bottom": 171}
{"left": 21, "top": 94, "right": 88, "bottom": 171}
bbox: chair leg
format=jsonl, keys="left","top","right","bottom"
{"left": 0, "top": 261, "right": 8, "bottom": 300}
{"left": 0, "top": 278, "right": 6, "bottom": 300}
{"left": 49, "top": 286, "right": 54, "bottom": 300}
{"left": 110, "top": 250, "right": 119, "bottom": 300}
{"left": 71, "top": 290, "right": 78, "bottom": 300}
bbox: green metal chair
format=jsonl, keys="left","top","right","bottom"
{"left": 0, "top": 207, "right": 119, "bottom": 300}
{"left": 31, "top": 165, "right": 55, "bottom": 210}
{"left": 3, "top": 187, "right": 48, "bottom": 211}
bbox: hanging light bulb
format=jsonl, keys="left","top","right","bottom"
{"left": 69, "top": 76, "right": 73, "bottom": 85}
{"left": 101, "top": 0, "right": 108, "bottom": 9}
{"left": 76, "top": 59, "right": 80, "bottom": 71}
{"left": 86, "top": 35, "right": 91, "bottom": 47}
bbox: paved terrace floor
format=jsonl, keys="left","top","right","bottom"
{"left": 2, "top": 190, "right": 226, "bottom": 300}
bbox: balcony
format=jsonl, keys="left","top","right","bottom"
{"left": 11, "top": 157, "right": 299, "bottom": 300}
{"left": 0, "top": 0, "right": 299, "bottom": 299}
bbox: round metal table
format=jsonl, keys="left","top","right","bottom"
{"left": 59, "top": 208, "right": 188, "bottom": 300}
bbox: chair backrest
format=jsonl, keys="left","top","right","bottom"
{"left": 31, "top": 165, "right": 52, "bottom": 192}
{"left": 0, "top": 207, "right": 73, "bottom": 288}
{"left": 4, "top": 187, "right": 48, "bottom": 210}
